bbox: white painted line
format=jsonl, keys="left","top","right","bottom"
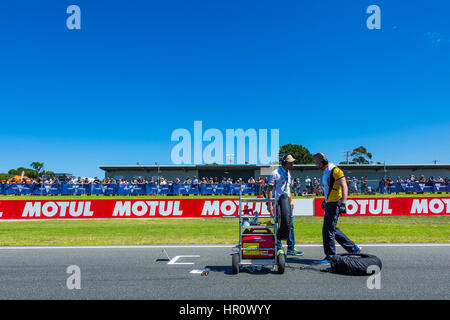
{"left": 190, "top": 269, "right": 204, "bottom": 274}
{"left": 0, "top": 243, "right": 448, "bottom": 250}
{"left": 168, "top": 255, "right": 200, "bottom": 265}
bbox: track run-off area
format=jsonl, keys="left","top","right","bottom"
{"left": 0, "top": 243, "right": 448, "bottom": 300}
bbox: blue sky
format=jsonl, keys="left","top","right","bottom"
{"left": 0, "top": 0, "right": 449, "bottom": 177}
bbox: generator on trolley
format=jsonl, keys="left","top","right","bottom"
{"left": 230, "top": 182, "right": 292, "bottom": 274}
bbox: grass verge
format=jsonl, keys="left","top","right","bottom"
{"left": 0, "top": 216, "right": 448, "bottom": 246}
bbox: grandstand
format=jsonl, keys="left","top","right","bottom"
{"left": 0, "top": 164, "right": 448, "bottom": 196}
{"left": 99, "top": 163, "right": 450, "bottom": 185}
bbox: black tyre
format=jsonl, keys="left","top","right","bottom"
{"left": 231, "top": 253, "right": 239, "bottom": 275}
{"left": 330, "top": 253, "right": 382, "bottom": 276}
{"left": 277, "top": 253, "right": 286, "bottom": 274}
{"left": 277, "top": 194, "right": 292, "bottom": 240}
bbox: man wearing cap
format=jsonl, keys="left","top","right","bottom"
{"left": 267, "top": 154, "right": 303, "bottom": 256}
{"left": 313, "top": 152, "right": 361, "bottom": 264}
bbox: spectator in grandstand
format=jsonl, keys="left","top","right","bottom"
{"left": 377, "top": 178, "right": 385, "bottom": 192}
{"left": 255, "top": 176, "right": 262, "bottom": 196}
{"left": 361, "top": 176, "right": 368, "bottom": 194}
{"left": 386, "top": 176, "right": 394, "bottom": 186}
{"left": 305, "top": 176, "right": 311, "bottom": 194}
{"left": 313, "top": 177, "right": 321, "bottom": 195}
{"left": 292, "top": 178, "right": 300, "bottom": 196}
{"left": 351, "top": 177, "right": 358, "bottom": 194}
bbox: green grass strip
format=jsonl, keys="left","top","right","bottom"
{"left": 0, "top": 216, "right": 448, "bottom": 246}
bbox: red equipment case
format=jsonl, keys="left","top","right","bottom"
{"left": 241, "top": 228, "right": 275, "bottom": 259}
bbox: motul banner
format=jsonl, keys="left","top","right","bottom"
{"left": 0, "top": 199, "right": 274, "bottom": 220}
{"left": 314, "top": 197, "right": 450, "bottom": 216}
{"left": 1, "top": 197, "right": 448, "bottom": 220}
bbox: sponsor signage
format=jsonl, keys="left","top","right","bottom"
{"left": 314, "top": 197, "right": 450, "bottom": 216}
{"left": 0, "top": 197, "right": 448, "bottom": 220}
{"left": 0, "top": 199, "right": 273, "bottom": 220}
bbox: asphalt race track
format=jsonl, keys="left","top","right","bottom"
{"left": 0, "top": 244, "right": 448, "bottom": 300}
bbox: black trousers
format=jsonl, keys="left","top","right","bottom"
{"left": 322, "top": 201, "right": 356, "bottom": 259}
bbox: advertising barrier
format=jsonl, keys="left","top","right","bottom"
{"left": 0, "top": 198, "right": 315, "bottom": 220}
{"left": 0, "top": 183, "right": 258, "bottom": 196}
{"left": 314, "top": 197, "right": 450, "bottom": 216}
{"left": 0, "top": 197, "right": 448, "bottom": 220}
{"left": 383, "top": 182, "right": 448, "bottom": 194}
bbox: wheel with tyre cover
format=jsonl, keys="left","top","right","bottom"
{"left": 276, "top": 194, "right": 292, "bottom": 240}
{"left": 277, "top": 252, "right": 285, "bottom": 274}
{"left": 330, "top": 253, "right": 382, "bottom": 276}
{"left": 231, "top": 253, "right": 239, "bottom": 274}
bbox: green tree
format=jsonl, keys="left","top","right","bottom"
{"left": 279, "top": 144, "right": 314, "bottom": 164}
{"left": 30, "top": 162, "right": 44, "bottom": 174}
{"left": 350, "top": 146, "right": 373, "bottom": 164}
{"left": 8, "top": 167, "right": 39, "bottom": 180}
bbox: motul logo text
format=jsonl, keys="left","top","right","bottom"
{"left": 22, "top": 202, "right": 94, "bottom": 218}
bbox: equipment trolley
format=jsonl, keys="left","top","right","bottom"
{"left": 231, "top": 183, "right": 286, "bottom": 274}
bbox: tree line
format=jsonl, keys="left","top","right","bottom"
{"left": 0, "top": 162, "right": 54, "bottom": 181}
{"left": 279, "top": 145, "right": 376, "bottom": 165}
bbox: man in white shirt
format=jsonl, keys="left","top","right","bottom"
{"left": 267, "top": 154, "right": 303, "bottom": 256}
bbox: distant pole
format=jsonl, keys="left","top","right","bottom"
{"left": 226, "top": 153, "right": 235, "bottom": 165}
{"left": 40, "top": 164, "right": 44, "bottom": 197}
{"left": 343, "top": 151, "right": 350, "bottom": 164}
{"left": 155, "top": 162, "right": 160, "bottom": 196}
{"left": 432, "top": 160, "right": 439, "bottom": 164}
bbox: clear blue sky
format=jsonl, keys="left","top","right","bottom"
{"left": 0, "top": 0, "right": 449, "bottom": 177}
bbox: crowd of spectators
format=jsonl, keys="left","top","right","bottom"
{"left": 0, "top": 174, "right": 448, "bottom": 196}
{"left": 380, "top": 175, "right": 448, "bottom": 186}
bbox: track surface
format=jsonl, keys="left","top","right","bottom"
{"left": 0, "top": 244, "right": 448, "bottom": 300}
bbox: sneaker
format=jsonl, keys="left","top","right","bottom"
{"left": 276, "top": 249, "right": 285, "bottom": 256}
{"left": 286, "top": 248, "right": 304, "bottom": 256}
{"left": 316, "top": 257, "right": 331, "bottom": 264}
{"left": 353, "top": 245, "right": 362, "bottom": 254}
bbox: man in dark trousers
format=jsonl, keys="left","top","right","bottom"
{"left": 314, "top": 152, "right": 361, "bottom": 264}
{"left": 267, "top": 154, "right": 303, "bottom": 256}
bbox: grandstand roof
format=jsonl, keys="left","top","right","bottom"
{"left": 99, "top": 163, "right": 450, "bottom": 171}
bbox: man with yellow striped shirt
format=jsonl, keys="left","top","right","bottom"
{"left": 314, "top": 153, "right": 361, "bottom": 264}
